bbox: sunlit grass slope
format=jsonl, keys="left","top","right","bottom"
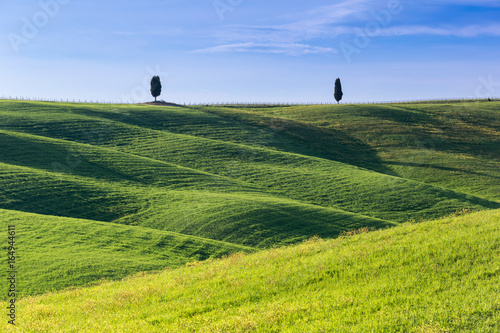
{"left": 0, "top": 100, "right": 498, "bottom": 296}
{"left": 0, "top": 209, "right": 254, "bottom": 297}
{"left": 4, "top": 209, "right": 499, "bottom": 332}
{"left": 221, "top": 101, "right": 499, "bottom": 201}
{"left": 0, "top": 153, "right": 392, "bottom": 249}
{"left": 1, "top": 101, "right": 496, "bottom": 222}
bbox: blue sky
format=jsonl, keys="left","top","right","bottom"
{"left": 0, "top": 0, "right": 499, "bottom": 103}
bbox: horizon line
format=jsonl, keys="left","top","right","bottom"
{"left": 1, "top": 96, "right": 498, "bottom": 106}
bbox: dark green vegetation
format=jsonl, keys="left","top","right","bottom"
{"left": 150, "top": 76, "right": 162, "bottom": 102}
{"left": 5, "top": 209, "right": 500, "bottom": 332}
{"left": 334, "top": 77, "right": 343, "bottom": 104}
{"left": 0, "top": 100, "right": 498, "bottom": 298}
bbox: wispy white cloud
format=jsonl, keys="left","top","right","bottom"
{"left": 196, "top": 0, "right": 499, "bottom": 55}
{"left": 279, "top": 0, "right": 374, "bottom": 33}
{"left": 214, "top": 0, "right": 375, "bottom": 42}
{"left": 378, "top": 24, "right": 500, "bottom": 37}
{"left": 199, "top": 21, "right": 500, "bottom": 56}
{"left": 193, "top": 42, "right": 336, "bottom": 55}
{"left": 197, "top": 0, "right": 375, "bottom": 55}
{"left": 111, "top": 28, "right": 185, "bottom": 37}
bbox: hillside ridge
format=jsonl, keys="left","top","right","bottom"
{"left": 0, "top": 100, "right": 498, "bottom": 299}
{"left": 4, "top": 209, "right": 499, "bottom": 332}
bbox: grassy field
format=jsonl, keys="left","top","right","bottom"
{"left": 0, "top": 208, "right": 254, "bottom": 296}
{"left": 0, "top": 99, "right": 498, "bottom": 301}
{"left": 3, "top": 209, "right": 499, "bottom": 332}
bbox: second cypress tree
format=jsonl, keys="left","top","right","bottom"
{"left": 334, "top": 78, "right": 343, "bottom": 104}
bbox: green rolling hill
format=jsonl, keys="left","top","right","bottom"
{"left": 0, "top": 99, "right": 498, "bottom": 299}
{"left": 3, "top": 209, "right": 499, "bottom": 332}
{"left": 0, "top": 208, "right": 255, "bottom": 296}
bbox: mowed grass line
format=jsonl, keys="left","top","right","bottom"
{"left": 0, "top": 163, "right": 396, "bottom": 297}
{"left": 0, "top": 129, "right": 260, "bottom": 192}
{"left": 0, "top": 160, "right": 395, "bottom": 249}
{"left": 0, "top": 158, "right": 397, "bottom": 295}
{"left": 0, "top": 209, "right": 255, "bottom": 298}
{"left": 226, "top": 102, "right": 499, "bottom": 201}
{"left": 1, "top": 100, "right": 497, "bottom": 223}
{"left": 0, "top": 162, "right": 146, "bottom": 222}
{"left": 4, "top": 209, "right": 499, "bottom": 332}
{"left": 1, "top": 100, "right": 499, "bottom": 300}
{"left": 116, "top": 132, "right": 499, "bottom": 222}
{"left": 121, "top": 190, "right": 396, "bottom": 248}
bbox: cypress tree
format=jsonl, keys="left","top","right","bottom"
{"left": 334, "top": 78, "right": 343, "bottom": 104}
{"left": 150, "top": 76, "right": 162, "bottom": 102}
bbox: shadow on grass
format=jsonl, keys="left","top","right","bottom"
{"left": 383, "top": 160, "right": 500, "bottom": 180}
{"left": 195, "top": 107, "right": 396, "bottom": 175}
{"left": 68, "top": 104, "right": 395, "bottom": 175}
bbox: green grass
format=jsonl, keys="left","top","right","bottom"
{"left": 3, "top": 209, "right": 499, "bottom": 332}
{"left": 224, "top": 102, "right": 499, "bottom": 201}
{"left": 0, "top": 140, "right": 394, "bottom": 247}
{"left": 0, "top": 209, "right": 254, "bottom": 297}
{"left": 0, "top": 100, "right": 498, "bottom": 298}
